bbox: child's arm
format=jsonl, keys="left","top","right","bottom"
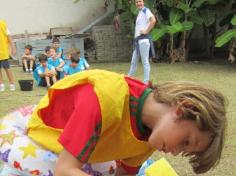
{"left": 7, "top": 34, "right": 16, "bottom": 56}
{"left": 56, "top": 59, "right": 65, "bottom": 71}
{"left": 29, "top": 55, "right": 36, "bottom": 61}
{"left": 55, "top": 149, "right": 90, "bottom": 176}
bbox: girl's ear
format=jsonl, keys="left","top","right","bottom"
{"left": 176, "top": 106, "right": 182, "bottom": 117}
{"left": 173, "top": 106, "right": 182, "bottom": 122}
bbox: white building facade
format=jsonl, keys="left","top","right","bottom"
{"left": 0, "top": 0, "right": 114, "bottom": 35}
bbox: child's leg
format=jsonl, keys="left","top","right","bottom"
{"left": 29, "top": 60, "right": 34, "bottom": 70}
{"left": 52, "top": 75, "right": 57, "bottom": 84}
{"left": 5, "top": 68, "right": 14, "bottom": 85}
{"left": 1, "top": 60, "right": 15, "bottom": 86}
{"left": 45, "top": 76, "right": 51, "bottom": 87}
{"left": 0, "top": 68, "right": 4, "bottom": 91}
{"left": 22, "top": 58, "right": 29, "bottom": 71}
{"left": 0, "top": 68, "right": 3, "bottom": 84}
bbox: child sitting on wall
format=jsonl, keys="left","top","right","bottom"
{"left": 52, "top": 38, "right": 65, "bottom": 60}
{"left": 22, "top": 44, "right": 35, "bottom": 73}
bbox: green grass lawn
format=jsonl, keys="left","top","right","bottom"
{"left": 0, "top": 61, "right": 235, "bottom": 176}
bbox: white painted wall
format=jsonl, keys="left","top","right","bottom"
{"left": 0, "top": 0, "right": 114, "bottom": 35}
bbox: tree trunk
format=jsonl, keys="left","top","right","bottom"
{"left": 203, "top": 25, "right": 211, "bottom": 58}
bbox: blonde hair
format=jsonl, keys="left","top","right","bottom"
{"left": 151, "top": 81, "right": 227, "bottom": 174}
{"left": 66, "top": 48, "right": 80, "bottom": 56}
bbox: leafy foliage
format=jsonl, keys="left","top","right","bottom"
{"left": 215, "top": 14, "right": 236, "bottom": 47}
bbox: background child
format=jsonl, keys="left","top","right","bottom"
{"left": 63, "top": 54, "right": 81, "bottom": 77}
{"left": 78, "top": 52, "right": 90, "bottom": 70}
{"left": 0, "top": 19, "right": 16, "bottom": 91}
{"left": 25, "top": 70, "right": 227, "bottom": 175}
{"left": 22, "top": 44, "right": 35, "bottom": 73}
{"left": 48, "top": 47, "right": 65, "bottom": 79}
{"left": 44, "top": 46, "right": 51, "bottom": 58}
{"left": 65, "top": 48, "right": 90, "bottom": 70}
{"left": 52, "top": 38, "right": 65, "bottom": 60}
{"left": 34, "top": 54, "right": 57, "bottom": 88}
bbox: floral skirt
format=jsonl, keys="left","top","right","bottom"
{"left": 0, "top": 105, "right": 116, "bottom": 176}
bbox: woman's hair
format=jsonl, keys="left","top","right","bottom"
{"left": 151, "top": 81, "right": 227, "bottom": 174}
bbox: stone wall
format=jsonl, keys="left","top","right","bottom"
{"left": 92, "top": 25, "right": 132, "bottom": 62}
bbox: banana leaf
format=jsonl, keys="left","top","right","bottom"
{"left": 215, "top": 29, "right": 236, "bottom": 47}
{"left": 188, "top": 11, "right": 204, "bottom": 25}
{"left": 200, "top": 9, "right": 216, "bottom": 26}
{"left": 192, "top": 0, "right": 221, "bottom": 8}
{"left": 205, "top": 0, "right": 221, "bottom": 5}
{"left": 170, "top": 8, "right": 183, "bottom": 25}
{"left": 219, "top": 12, "right": 236, "bottom": 27}
{"left": 151, "top": 27, "right": 168, "bottom": 41}
{"left": 166, "top": 22, "right": 183, "bottom": 34}
{"left": 192, "top": 0, "right": 207, "bottom": 8}
{"left": 182, "top": 21, "right": 194, "bottom": 31}
{"left": 130, "top": 4, "right": 138, "bottom": 15}
{"left": 145, "top": 0, "right": 156, "bottom": 9}
{"left": 231, "top": 14, "right": 236, "bottom": 25}
{"left": 176, "top": 2, "right": 192, "bottom": 14}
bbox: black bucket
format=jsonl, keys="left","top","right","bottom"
{"left": 18, "top": 80, "right": 33, "bottom": 91}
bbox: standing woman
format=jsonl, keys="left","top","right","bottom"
{"left": 128, "top": 0, "right": 156, "bottom": 84}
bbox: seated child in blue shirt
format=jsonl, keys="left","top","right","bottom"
{"left": 63, "top": 54, "right": 82, "bottom": 77}
{"left": 34, "top": 54, "right": 57, "bottom": 88}
{"left": 65, "top": 48, "right": 90, "bottom": 70}
{"left": 44, "top": 46, "right": 51, "bottom": 59}
{"left": 22, "top": 44, "right": 36, "bottom": 73}
{"left": 79, "top": 56, "right": 90, "bottom": 70}
{"left": 48, "top": 47, "right": 65, "bottom": 79}
{"left": 52, "top": 38, "right": 65, "bottom": 60}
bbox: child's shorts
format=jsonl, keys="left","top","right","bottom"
{"left": 0, "top": 59, "right": 10, "bottom": 69}
{"left": 0, "top": 106, "right": 116, "bottom": 175}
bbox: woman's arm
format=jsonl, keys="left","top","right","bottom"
{"left": 55, "top": 149, "right": 90, "bottom": 176}
{"left": 7, "top": 35, "right": 16, "bottom": 56}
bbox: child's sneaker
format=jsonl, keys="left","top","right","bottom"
{"left": 9, "top": 84, "right": 16, "bottom": 91}
{"left": 29, "top": 69, "right": 33, "bottom": 74}
{"left": 0, "top": 84, "right": 5, "bottom": 91}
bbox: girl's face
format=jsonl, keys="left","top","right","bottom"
{"left": 41, "top": 61, "right": 47, "bottom": 67}
{"left": 50, "top": 49, "right": 57, "bottom": 58}
{"left": 45, "top": 51, "right": 50, "bottom": 57}
{"left": 143, "top": 99, "right": 212, "bottom": 156}
{"left": 25, "top": 48, "right": 31, "bottom": 55}
{"left": 135, "top": 0, "right": 144, "bottom": 9}
{"left": 52, "top": 42, "right": 60, "bottom": 49}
